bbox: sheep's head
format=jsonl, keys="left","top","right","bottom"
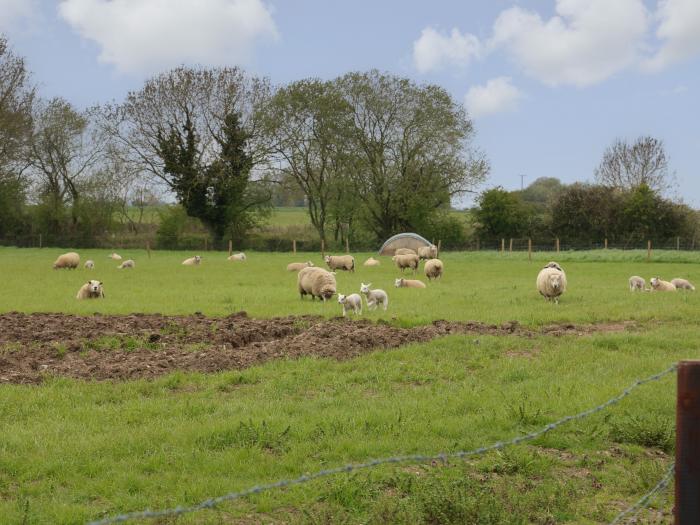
{"left": 306, "top": 261, "right": 314, "bottom": 267}
{"left": 548, "top": 273, "right": 562, "bottom": 290}
{"left": 394, "top": 278, "right": 403, "bottom": 288}
{"left": 320, "top": 285, "right": 335, "bottom": 301}
{"left": 338, "top": 294, "right": 347, "bottom": 304}
{"left": 544, "top": 261, "right": 563, "bottom": 271}
{"left": 360, "top": 283, "right": 371, "bottom": 294}
{"left": 324, "top": 255, "right": 331, "bottom": 264}
{"left": 650, "top": 277, "right": 660, "bottom": 287}
{"left": 88, "top": 280, "right": 102, "bottom": 294}
{"left": 194, "top": 255, "right": 202, "bottom": 263}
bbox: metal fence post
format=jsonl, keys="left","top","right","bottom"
{"left": 676, "top": 360, "right": 700, "bottom": 524}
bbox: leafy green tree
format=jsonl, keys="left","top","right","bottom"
{"left": 550, "top": 183, "right": 624, "bottom": 244}
{"left": 474, "top": 187, "right": 528, "bottom": 241}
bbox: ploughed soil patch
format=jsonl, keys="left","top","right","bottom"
{"left": 0, "top": 312, "right": 632, "bottom": 384}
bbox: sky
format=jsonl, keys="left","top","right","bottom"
{"left": 1, "top": 0, "right": 699, "bottom": 208}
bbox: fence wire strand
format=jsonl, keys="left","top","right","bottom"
{"left": 88, "top": 364, "right": 677, "bottom": 525}
{"left": 609, "top": 462, "right": 675, "bottom": 524}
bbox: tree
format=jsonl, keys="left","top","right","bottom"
{"left": 550, "top": 183, "right": 624, "bottom": 244}
{"left": 594, "top": 136, "right": 673, "bottom": 194}
{"left": 474, "top": 187, "right": 528, "bottom": 241}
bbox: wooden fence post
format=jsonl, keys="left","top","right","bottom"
{"left": 228, "top": 239, "right": 233, "bottom": 256}
{"left": 292, "top": 239, "right": 297, "bottom": 254}
{"left": 676, "top": 360, "right": 700, "bottom": 524}
{"left": 204, "top": 237, "right": 208, "bottom": 252}
{"left": 647, "top": 240, "right": 652, "bottom": 261}
{"left": 604, "top": 238, "right": 608, "bottom": 250}
{"left": 321, "top": 239, "right": 325, "bottom": 258}
{"left": 677, "top": 237, "right": 681, "bottom": 251}
{"left": 509, "top": 238, "right": 513, "bottom": 253}
{"left": 437, "top": 240, "right": 442, "bottom": 257}
{"left": 556, "top": 238, "right": 560, "bottom": 253}
{"left": 146, "top": 241, "right": 151, "bottom": 259}
{"left": 528, "top": 238, "right": 532, "bottom": 261}
{"left": 501, "top": 238, "right": 505, "bottom": 253}
{"left": 345, "top": 236, "right": 350, "bottom": 254}
{"left": 39, "top": 234, "right": 42, "bottom": 249}
{"left": 476, "top": 238, "right": 480, "bottom": 251}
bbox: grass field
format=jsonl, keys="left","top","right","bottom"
{"left": 0, "top": 247, "right": 693, "bottom": 523}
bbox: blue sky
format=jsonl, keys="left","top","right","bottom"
{"left": 2, "top": 0, "right": 699, "bottom": 207}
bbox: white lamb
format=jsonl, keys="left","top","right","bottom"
{"left": 650, "top": 277, "right": 676, "bottom": 292}
{"left": 118, "top": 259, "right": 135, "bottom": 269}
{"left": 536, "top": 266, "right": 567, "bottom": 304}
{"left": 671, "top": 278, "right": 695, "bottom": 291}
{"left": 629, "top": 276, "right": 645, "bottom": 291}
{"left": 338, "top": 293, "right": 362, "bottom": 316}
{"left": 360, "top": 282, "right": 388, "bottom": 311}
{"left": 76, "top": 280, "right": 105, "bottom": 300}
{"left": 182, "top": 255, "right": 202, "bottom": 266}
{"left": 394, "top": 278, "right": 426, "bottom": 288}
{"left": 108, "top": 252, "right": 122, "bottom": 261}
{"left": 228, "top": 252, "right": 246, "bottom": 261}
{"left": 84, "top": 260, "right": 95, "bottom": 269}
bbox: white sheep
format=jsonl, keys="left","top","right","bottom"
{"left": 394, "top": 278, "right": 426, "bottom": 289}
{"left": 392, "top": 253, "right": 419, "bottom": 274}
{"left": 650, "top": 277, "right": 677, "bottom": 292}
{"left": 118, "top": 259, "right": 135, "bottom": 269}
{"left": 536, "top": 266, "right": 567, "bottom": 304}
{"left": 417, "top": 244, "right": 438, "bottom": 259}
{"left": 360, "top": 282, "right": 388, "bottom": 311}
{"left": 363, "top": 257, "right": 380, "bottom": 267}
{"left": 424, "top": 258, "right": 443, "bottom": 281}
{"left": 108, "top": 252, "right": 122, "bottom": 261}
{"left": 338, "top": 293, "right": 362, "bottom": 316}
{"left": 298, "top": 267, "right": 337, "bottom": 301}
{"left": 543, "top": 261, "right": 563, "bottom": 271}
{"left": 76, "top": 280, "right": 105, "bottom": 300}
{"left": 394, "top": 248, "right": 417, "bottom": 256}
{"left": 182, "top": 255, "right": 202, "bottom": 266}
{"left": 287, "top": 261, "right": 314, "bottom": 272}
{"left": 671, "top": 278, "right": 695, "bottom": 291}
{"left": 628, "top": 276, "right": 645, "bottom": 291}
{"left": 228, "top": 252, "right": 246, "bottom": 261}
{"left": 53, "top": 252, "right": 80, "bottom": 270}
{"left": 324, "top": 254, "right": 355, "bottom": 272}
{"left": 84, "top": 260, "right": 95, "bottom": 269}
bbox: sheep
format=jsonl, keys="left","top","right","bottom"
{"left": 76, "top": 280, "right": 105, "bottom": 300}
{"left": 53, "top": 252, "right": 80, "bottom": 270}
{"left": 84, "top": 260, "right": 95, "bottom": 270}
{"left": 650, "top": 277, "right": 676, "bottom": 292}
{"left": 108, "top": 252, "right": 122, "bottom": 261}
{"left": 324, "top": 254, "right": 355, "bottom": 272}
{"left": 417, "top": 244, "right": 438, "bottom": 259}
{"left": 629, "top": 276, "right": 645, "bottom": 291}
{"left": 394, "top": 248, "right": 417, "bottom": 256}
{"left": 671, "top": 278, "right": 695, "bottom": 291}
{"left": 118, "top": 259, "right": 135, "bottom": 269}
{"left": 228, "top": 252, "right": 246, "bottom": 261}
{"left": 392, "top": 253, "right": 419, "bottom": 274}
{"left": 536, "top": 266, "right": 567, "bottom": 304}
{"left": 338, "top": 293, "right": 362, "bottom": 316}
{"left": 182, "top": 255, "right": 202, "bottom": 266}
{"left": 543, "top": 261, "right": 563, "bottom": 271}
{"left": 360, "top": 282, "right": 389, "bottom": 311}
{"left": 394, "top": 278, "right": 426, "bottom": 289}
{"left": 424, "top": 258, "right": 444, "bottom": 281}
{"left": 363, "top": 257, "right": 380, "bottom": 267}
{"left": 287, "top": 261, "right": 314, "bottom": 272}
{"left": 297, "top": 267, "right": 337, "bottom": 301}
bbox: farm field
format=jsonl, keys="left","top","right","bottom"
{"left": 0, "top": 247, "right": 695, "bottom": 523}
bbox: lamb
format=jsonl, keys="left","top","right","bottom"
{"left": 360, "top": 282, "right": 389, "bottom": 311}
{"left": 84, "top": 260, "right": 95, "bottom": 269}
{"left": 76, "top": 280, "right": 105, "bottom": 300}
{"left": 297, "top": 267, "right": 337, "bottom": 301}
{"left": 338, "top": 293, "right": 362, "bottom": 316}
{"left": 363, "top": 257, "right": 380, "bottom": 267}
{"left": 53, "top": 252, "right": 80, "bottom": 270}
{"left": 108, "top": 252, "right": 122, "bottom": 261}
{"left": 394, "top": 278, "right": 426, "bottom": 289}
{"left": 629, "top": 276, "right": 645, "bottom": 291}
{"left": 118, "top": 259, "right": 135, "bottom": 269}
{"left": 671, "top": 278, "right": 695, "bottom": 291}
{"left": 650, "top": 277, "right": 676, "bottom": 292}
{"left": 324, "top": 254, "right": 355, "bottom": 272}
{"left": 417, "top": 244, "right": 438, "bottom": 259}
{"left": 392, "top": 253, "right": 420, "bottom": 274}
{"left": 536, "top": 266, "right": 567, "bottom": 304}
{"left": 287, "top": 261, "right": 314, "bottom": 272}
{"left": 182, "top": 255, "right": 202, "bottom": 266}
{"left": 394, "top": 248, "right": 417, "bottom": 256}
{"left": 228, "top": 252, "right": 246, "bottom": 261}
{"left": 424, "top": 258, "right": 444, "bottom": 281}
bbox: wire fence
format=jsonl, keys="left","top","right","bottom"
{"left": 609, "top": 462, "right": 675, "bottom": 524}
{"left": 88, "top": 364, "right": 678, "bottom": 525}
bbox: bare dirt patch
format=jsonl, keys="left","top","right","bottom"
{"left": 0, "top": 312, "right": 634, "bottom": 384}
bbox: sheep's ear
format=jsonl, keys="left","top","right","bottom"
{"left": 99, "top": 282, "right": 103, "bottom": 285}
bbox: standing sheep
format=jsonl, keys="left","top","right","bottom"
{"left": 363, "top": 257, "right": 380, "bottom": 267}
{"left": 84, "top": 260, "right": 95, "bottom": 269}
{"left": 338, "top": 293, "right": 362, "bottom": 316}
{"left": 324, "top": 254, "right": 355, "bottom": 272}
{"left": 118, "top": 259, "right": 135, "bottom": 269}
{"left": 394, "top": 278, "right": 426, "bottom": 289}
{"left": 108, "top": 252, "right": 122, "bottom": 261}
{"left": 671, "top": 278, "right": 695, "bottom": 291}
{"left": 424, "top": 259, "right": 443, "bottom": 281}
{"left": 629, "top": 276, "right": 645, "bottom": 291}
{"left": 53, "top": 252, "right": 80, "bottom": 270}
{"left": 536, "top": 266, "right": 567, "bottom": 304}
{"left": 287, "top": 261, "right": 314, "bottom": 272}
{"left": 417, "top": 244, "right": 438, "bottom": 259}
{"left": 394, "top": 248, "right": 417, "bottom": 256}
{"left": 650, "top": 277, "right": 676, "bottom": 292}
{"left": 228, "top": 252, "right": 246, "bottom": 261}
{"left": 297, "top": 267, "right": 337, "bottom": 301}
{"left": 360, "top": 283, "right": 389, "bottom": 311}
{"left": 76, "top": 280, "right": 105, "bottom": 299}
{"left": 392, "top": 253, "right": 420, "bottom": 274}
{"left": 182, "top": 256, "right": 202, "bottom": 266}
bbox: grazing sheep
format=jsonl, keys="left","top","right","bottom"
{"left": 53, "top": 252, "right": 80, "bottom": 270}
{"left": 536, "top": 266, "right": 567, "bottom": 304}
{"left": 287, "top": 261, "right": 314, "bottom": 272}
{"left": 650, "top": 277, "right": 676, "bottom": 292}
{"left": 108, "top": 252, "right": 122, "bottom": 261}
{"left": 394, "top": 248, "right": 417, "bottom": 256}
{"left": 338, "top": 293, "right": 362, "bottom": 316}
{"left": 424, "top": 258, "right": 444, "bottom": 281}
{"left": 394, "top": 278, "right": 426, "bottom": 289}
{"left": 228, "top": 252, "right": 246, "bottom": 261}
{"left": 298, "top": 267, "right": 337, "bottom": 301}
{"left": 76, "top": 280, "right": 104, "bottom": 300}
{"left": 118, "top": 259, "right": 135, "bottom": 269}
{"left": 392, "top": 253, "right": 420, "bottom": 274}
{"left": 360, "top": 282, "right": 389, "bottom": 311}
{"left": 671, "top": 278, "right": 695, "bottom": 291}
{"left": 182, "top": 255, "right": 202, "bottom": 266}
{"left": 629, "top": 276, "right": 645, "bottom": 291}
{"left": 84, "top": 260, "right": 95, "bottom": 269}
{"left": 363, "top": 257, "right": 380, "bottom": 267}
{"left": 324, "top": 254, "right": 355, "bottom": 272}
{"left": 417, "top": 244, "right": 438, "bottom": 259}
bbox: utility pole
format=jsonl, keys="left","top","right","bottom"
{"left": 519, "top": 174, "right": 527, "bottom": 190}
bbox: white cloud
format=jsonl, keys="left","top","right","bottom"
{"left": 58, "top": 0, "right": 278, "bottom": 73}
{"left": 413, "top": 27, "right": 481, "bottom": 73}
{"left": 0, "top": 0, "right": 36, "bottom": 31}
{"left": 644, "top": 0, "right": 700, "bottom": 72}
{"left": 490, "top": 0, "right": 649, "bottom": 87}
{"left": 464, "top": 77, "right": 523, "bottom": 118}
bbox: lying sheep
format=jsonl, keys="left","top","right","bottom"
{"left": 536, "top": 266, "right": 567, "bottom": 303}
{"left": 84, "top": 260, "right": 95, "bottom": 269}
{"left": 76, "top": 280, "right": 105, "bottom": 300}
{"left": 182, "top": 255, "right": 202, "bottom": 266}
{"left": 650, "top": 277, "right": 676, "bottom": 292}
{"left": 298, "top": 267, "right": 337, "bottom": 301}
{"left": 394, "top": 278, "right": 426, "bottom": 289}
{"left": 629, "top": 276, "right": 645, "bottom": 291}
{"left": 108, "top": 252, "right": 122, "bottom": 261}
{"left": 424, "top": 258, "right": 443, "bottom": 281}
{"left": 417, "top": 244, "right": 438, "bottom": 259}
{"left": 671, "top": 278, "right": 695, "bottom": 291}
{"left": 392, "top": 253, "right": 419, "bottom": 274}
{"left": 363, "top": 257, "right": 380, "bottom": 267}
{"left": 53, "top": 252, "right": 80, "bottom": 270}
{"left": 287, "top": 261, "right": 314, "bottom": 272}
{"left": 118, "top": 259, "right": 135, "bottom": 269}
{"left": 338, "top": 293, "right": 362, "bottom": 316}
{"left": 324, "top": 254, "right": 355, "bottom": 272}
{"left": 394, "top": 248, "right": 417, "bottom": 256}
{"left": 228, "top": 252, "right": 246, "bottom": 261}
{"left": 360, "top": 282, "right": 388, "bottom": 311}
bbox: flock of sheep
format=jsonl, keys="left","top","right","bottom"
{"left": 629, "top": 276, "right": 695, "bottom": 292}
